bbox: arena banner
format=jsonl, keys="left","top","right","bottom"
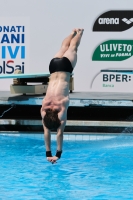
{"left": 0, "top": 17, "right": 29, "bottom": 75}
{"left": 93, "top": 10, "right": 133, "bottom": 32}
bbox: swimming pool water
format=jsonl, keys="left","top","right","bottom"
{"left": 0, "top": 133, "right": 133, "bottom": 200}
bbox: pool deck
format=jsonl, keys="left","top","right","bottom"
{"left": 1, "top": 91, "right": 133, "bottom": 107}
{"left": 0, "top": 91, "right": 133, "bottom": 133}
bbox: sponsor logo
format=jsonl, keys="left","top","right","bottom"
{"left": 122, "top": 18, "right": 133, "bottom": 24}
{"left": 93, "top": 10, "right": 133, "bottom": 32}
{"left": 103, "top": 73, "right": 131, "bottom": 82}
{"left": 0, "top": 60, "right": 24, "bottom": 74}
{"left": 98, "top": 18, "right": 119, "bottom": 25}
{"left": 92, "top": 40, "right": 133, "bottom": 61}
{"left": 0, "top": 26, "right": 25, "bottom": 74}
{"left": 0, "top": 21, "right": 29, "bottom": 74}
{"left": 91, "top": 70, "right": 133, "bottom": 91}
{"left": 102, "top": 72, "right": 131, "bottom": 88}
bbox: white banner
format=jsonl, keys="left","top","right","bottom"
{"left": 0, "top": 17, "right": 29, "bottom": 90}
{"left": 0, "top": 0, "right": 133, "bottom": 93}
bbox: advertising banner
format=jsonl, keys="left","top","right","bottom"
{"left": 91, "top": 9, "right": 133, "bottom": 92}
{"left": 0, "top": 0, "right": 133, "bottom": 93}
{"left": 92, "top": 40, "right": 133, "bottom": 61}
{"left": 0, "top": 18, "right": 29, "bottom": 74}
{"left": 93, "top": 10, "right": 133, "bottom": 32}
{"left": 0, "top": 17, "right": 29, "bottom": 90}
{"left": 91, "top": 70, "right": 133, "bottom": 92}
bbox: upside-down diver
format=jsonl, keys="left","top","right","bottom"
{"left": 41, "top": 28, "right": 84, "bottom": 164}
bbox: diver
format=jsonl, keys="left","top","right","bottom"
{"left": 41, "top": 28, "right": 84, "bottom": 164}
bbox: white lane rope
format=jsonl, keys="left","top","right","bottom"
{"left": 0, "top": 104, "right": 15, "bottom": 118}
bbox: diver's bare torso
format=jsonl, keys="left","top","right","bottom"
{"left": 41, "top": 72, "right": 70, "bottom": 120}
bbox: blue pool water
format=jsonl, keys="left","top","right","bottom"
{"left": 0, "top": 134, "right": 133, "bottom": 200}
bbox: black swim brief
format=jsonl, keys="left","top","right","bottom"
{"left": 49, "top": 57, "right": 73, "bottom": 74}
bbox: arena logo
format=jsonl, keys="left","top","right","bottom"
{"left": 98, "top": 18, "right": 119, "bottom": 24}
{"left": 93, "top": 10, "right": 133, "bottom": 31}
{"left": 92, "top": 40, "right": 133, "bottom": 61}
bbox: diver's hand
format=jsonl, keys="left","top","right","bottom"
{"left": 47, "top": 156, "right": 59, "bottom": 164}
